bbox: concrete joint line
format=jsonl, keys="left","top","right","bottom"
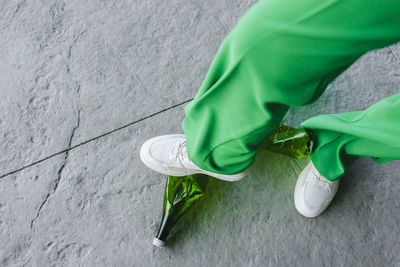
{"left": 0, "top": 99, "right": 192, "bottom": 180}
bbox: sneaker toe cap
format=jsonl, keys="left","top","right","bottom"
{"left": 140, "top": 134, "right": 185, "bottom": 165}
{"left": 295, "top": 182, "right": 331, "bottom": 218}
{"left": 303, "top": 183, "right": 331, "bottom": 209}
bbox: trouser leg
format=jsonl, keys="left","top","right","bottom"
{"left": 301, "top": 93, "right": 400, "bottom": 181}
{"left": 182, "top": 0, "right": 400, "bottom": 175}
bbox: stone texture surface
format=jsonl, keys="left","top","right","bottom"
{"left": 0, "top": 0, "right": 82, "bottom": 175}
{"left": 1, "top": 0, "right": 252, "bottom": 175}
{"left": 1, "top": 0, "right": 400, "bottom": 266}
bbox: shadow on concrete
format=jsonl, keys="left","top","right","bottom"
{"left": 166, "top": 150, "right": 309, "bottom": 247}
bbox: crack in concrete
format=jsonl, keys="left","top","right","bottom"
{"left": 30, "top": 108, "right": 81, "bottom": 229}
{"left": 0, "top": 98, "right": 192, "bottom": 180}
{"left": 67, "top": 29, "right": 88, "bottom": 60}
{"left": 2, "top": 0, "right": 28, "bottom": 31}
{"left": 1, "top": 0, "right": 192, "bottom": 181}
{"left": 57, "top": 242, "right": 77, "bottom": 255}
{"left": 65, "top": 28, "right": 88, "bottom": 75}
{"left": 28, "top": 22, "right": 84, "bottom": 229}
{"left": 388, "top": 47, "right": 400, "bottom": 68}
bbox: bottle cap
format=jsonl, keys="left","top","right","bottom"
{"left": 152, "top": 237, "right": 166, "bottom": 248}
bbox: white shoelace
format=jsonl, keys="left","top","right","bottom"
{"left": 309, "top": 168, "right": 334, "bottom": 191}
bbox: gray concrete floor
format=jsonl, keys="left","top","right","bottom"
{"left": 1, "top": 0, "right": 400, "bottom": 266}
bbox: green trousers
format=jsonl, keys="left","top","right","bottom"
{"left": 182, "top": 0, "right": 400, "bottom": 181}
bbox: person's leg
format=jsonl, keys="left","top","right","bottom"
{"left": 294, "top": 93, "right": 400, "bottom": 217}
{"left": 182, "top": 0, "right": 400, "bottom": 176}
{"left": 141, "top": 0, "right": 400, "bottom": 181}
{"left": 302, "top": 93, "right": 400, "bottom": 181}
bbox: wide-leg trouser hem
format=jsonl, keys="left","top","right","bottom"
{"left": 303, "top": 93, "right": 400, "bottom": 181}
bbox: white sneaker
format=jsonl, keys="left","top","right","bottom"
{"left": 139, "top": 134, "right": 248, "bottom": 181}
{"left": 294, "top": 161, "right": 339, "bottom": 217}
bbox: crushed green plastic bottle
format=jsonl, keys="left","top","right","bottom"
{"left": 153, "top": 124, "right": 313, "bottom": 247}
